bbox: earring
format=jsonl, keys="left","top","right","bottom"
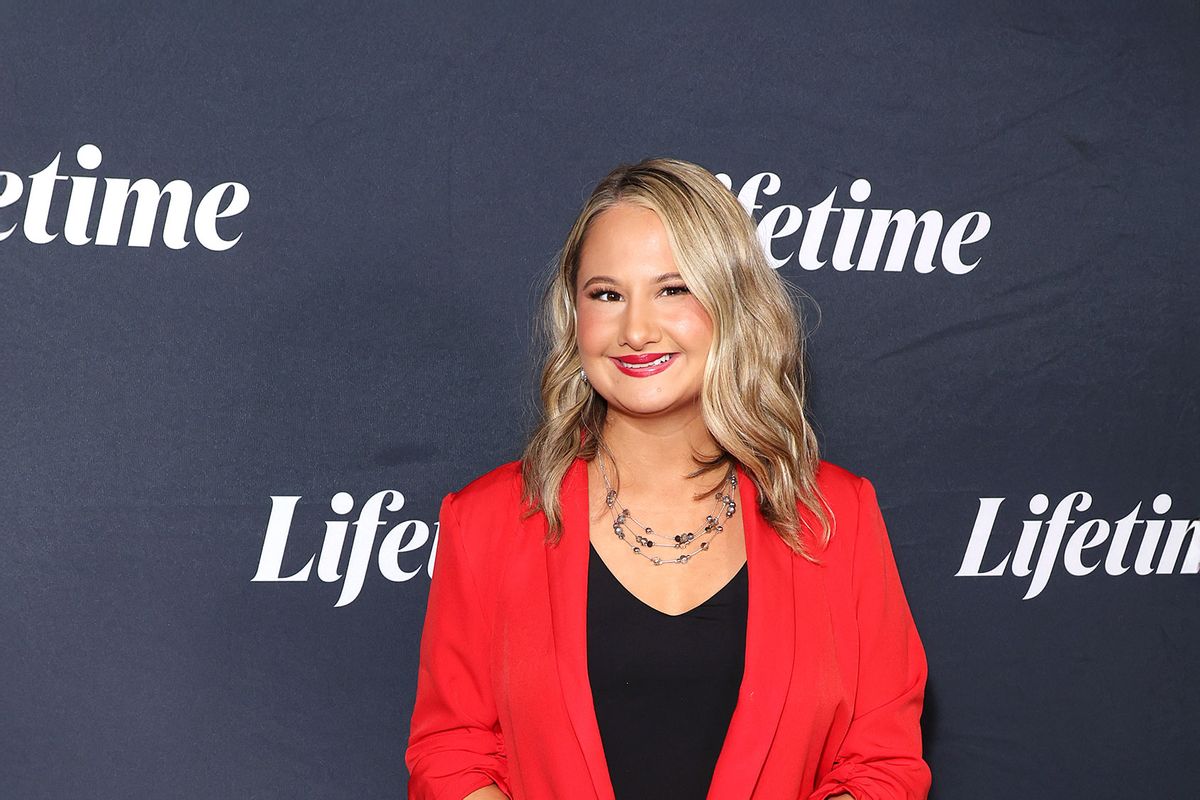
{"left": 580, "top": 368, "right": 589, "bottom": 383}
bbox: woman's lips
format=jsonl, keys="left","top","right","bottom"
{"left": 610, "top": 352, "right": 678, "bottom": 377}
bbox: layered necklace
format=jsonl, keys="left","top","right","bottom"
{"left": 596, "top": 452, "right": 738, "bottom": 566}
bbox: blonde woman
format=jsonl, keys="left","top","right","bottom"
{"left": 406, "top": 158, "right": 930, "bottom": 799}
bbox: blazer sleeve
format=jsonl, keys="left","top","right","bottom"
{"left": 808, "top": 477, "right": 932, "bottom": 800}
{"left": 405, "top": 492, "right": 511, "bottom": 800}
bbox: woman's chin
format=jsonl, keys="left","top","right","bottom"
{"left": 607, "top": 394, "right": 701, "bottom": 419}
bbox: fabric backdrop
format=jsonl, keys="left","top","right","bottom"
{"left": 2, "top": 2, "right": 1196, "bottom": 797}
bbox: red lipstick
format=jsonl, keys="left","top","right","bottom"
{"left": 609, "top": 352, "right": 677, "bottom": 377}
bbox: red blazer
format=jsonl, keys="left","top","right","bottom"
{"left": 406, "top": 455, "right": 931, "bottom": 800}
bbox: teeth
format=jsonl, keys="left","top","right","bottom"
{"left": 621, "top": 354, "right": 672, "bottom": 368}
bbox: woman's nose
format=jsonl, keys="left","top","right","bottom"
{"left": 619, "top": 296, "right": 660, "bottom": 348}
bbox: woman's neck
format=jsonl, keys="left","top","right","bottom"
{"left": 594, "top": 413, "right": 727, "bottom": 489}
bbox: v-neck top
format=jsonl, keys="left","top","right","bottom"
{"left": 585, "top": 540, "right": 749, "bottom": 799}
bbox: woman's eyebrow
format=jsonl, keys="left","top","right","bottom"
{"left": 581, "top": 272, "right": 682, "bottom": 289}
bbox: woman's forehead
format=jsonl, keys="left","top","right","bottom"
{"left": 578, "top": 208, "right": 676, "bottom": 277}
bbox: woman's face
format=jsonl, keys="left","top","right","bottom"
{"left": 574, "top": 203, "right": 714, "bottom": 421}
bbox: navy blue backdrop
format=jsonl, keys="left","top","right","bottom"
{"left": 2, "top": 2, "right": 1197, "bottom": 798}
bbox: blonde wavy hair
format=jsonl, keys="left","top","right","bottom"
{"left": 518, "top": 157, "right": 833, "bottom": 560}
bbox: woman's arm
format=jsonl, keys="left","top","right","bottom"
{"left": 463, "top": 785, "right": 509, "bottom": 800}
{"left": 405, "top": 493, "right": 511, "bottom": 799}
{"left": 808, "top": 477, "right": 931, "bottom": 800}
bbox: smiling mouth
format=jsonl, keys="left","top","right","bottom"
{"left": 616, "top": 353, "right": 674, "bottom": 369}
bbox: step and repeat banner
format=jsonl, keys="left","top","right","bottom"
{"left": 2, "top": 3, "right": 1196, "bottom": 798}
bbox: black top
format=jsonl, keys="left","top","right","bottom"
{"left": 586, "top": 540, "right": 748, "bottom": 800}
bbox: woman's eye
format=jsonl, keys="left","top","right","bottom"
{"left": 586, "top": 285, "right": 690, "bottom": 302}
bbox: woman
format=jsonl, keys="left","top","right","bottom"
{"left": 405, "top": 158, "right": 930, "bottom": 799}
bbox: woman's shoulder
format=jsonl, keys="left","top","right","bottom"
{"left": 444, "top": 459, "right": 526, "bottom": 519}
{"left": 812, "top": 457, "right": 868, "bottom": 508}
{"left": 805, "top": 458, "right": 891, "bottom": 565}
{"left": 801, "top": 456, "right": 911, "bottom": 588}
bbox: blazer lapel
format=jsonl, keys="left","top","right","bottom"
{"left": 706, "top": 461, "right": 796, "bottom": 798}
{"left": 546, "top": 455, "right": 614, "bottom": 799}
{"left": 545, "top": 456, "right": 796, "bottom": 800}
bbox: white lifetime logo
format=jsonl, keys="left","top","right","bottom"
{"left": 716, "top": 171, "right": 991, "bottom": 274}
{"left": 957, "top": 492, "right": 1199, "bottom": 599}
{"left": 0, "top": 144, "right": 249, "bottom": 251}
{"left": 252, "top": 491, "right": 438, "bottom": 608}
